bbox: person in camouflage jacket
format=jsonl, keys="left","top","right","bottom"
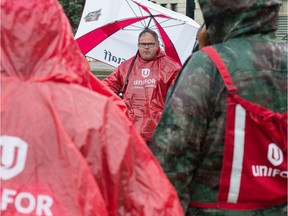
{"left": 149, "top": 0, "right": 287, "bottom": 215}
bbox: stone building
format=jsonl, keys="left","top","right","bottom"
{"left": 149, "top": 0, "right": 203, "bottom": 24}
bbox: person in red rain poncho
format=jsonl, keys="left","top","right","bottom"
{"left": 103, "top": 28, "right": 181, "bottom": 143}
{"left": 0, "top": 0, "right": 184, "bottom": 215}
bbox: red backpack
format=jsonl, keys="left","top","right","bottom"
{"left": 190, "top": 46, "right": 287, "bottom": 210}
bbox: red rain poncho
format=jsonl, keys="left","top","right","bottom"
{"left": 103, "top": 51, "right": 181, "bottom": 142}
{"left": 0, "top": 0, "right": 184, "bottom": 215}
{"left": 88, "top": 71, "right": 128, "bottom": 116}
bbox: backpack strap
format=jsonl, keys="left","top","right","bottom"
{"left": 202, "top": 46, "right": 237, "bottom": 93}
{"left": 195, "top": 46, "right": 288, "bottom": 210}
{"left": 202, "top": 46, "right": 286, "bottom": 122}
{"left": 118, "top": 51, "right": 138, "bottom": 98}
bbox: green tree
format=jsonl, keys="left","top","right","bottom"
{"left": 58, "top": 0, "right": 85, "bottom": 34}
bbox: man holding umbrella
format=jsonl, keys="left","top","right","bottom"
{"left": 103, "top": 28, "right": 181, "bottom": 143}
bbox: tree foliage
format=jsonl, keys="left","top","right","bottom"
{"left": 58, "top": 0, "right": 85, "bottom": 34}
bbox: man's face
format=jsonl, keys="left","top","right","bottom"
{"left": 138, "top": 32, "right": 159, "bottom": 61}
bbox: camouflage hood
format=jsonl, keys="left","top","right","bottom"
{"left": 198, "top": 0, "right": 281, "bottom": 44}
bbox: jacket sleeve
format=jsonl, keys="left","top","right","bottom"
{"left": 88, "top": 72, "right": 128, "bottom": 115}
{"left": 163, "top": 61, "right": 181, "bottom": 104}
{"left": 102, "top": 67, "right": 123, "bottom": 95}
{"left": 150, "top": 53, "right": 211, "bottom": 211}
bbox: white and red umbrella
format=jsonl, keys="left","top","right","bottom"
{"left": 75, "top": 0, "right": 200, "bottom": 68}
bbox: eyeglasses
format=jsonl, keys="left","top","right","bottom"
{"left": 138, "top": 42, "right": 156, "bottom": 48}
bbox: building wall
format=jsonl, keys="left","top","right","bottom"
{"left": 279, "top": 0, "right": 288, "bottom": 15}
{"left": 151, "top": 0, "right": 287, "bottom": 27}
{"left": 150, "top": 0, "right": 186, "bottom": 14}
{"left": 277, "top": 1, "right": 288, "bottom": 40}
{"left": 149, "top": 0, "right": 202, "bottom": 24}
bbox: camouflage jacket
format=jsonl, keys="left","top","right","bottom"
{"left": 150, "top": 0, "right": 287, "bottom": 215}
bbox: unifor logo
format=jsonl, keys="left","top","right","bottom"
{"left": 268, "top": 143, "right": 283, "bottom": 166}
{"left": 0, "top": 136, "right": 28, "bottom": 180}
{"left": 141, "top": 68, "right": 150, "bottom": 78}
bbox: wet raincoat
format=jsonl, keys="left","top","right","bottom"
{"left": 0, "top": 0, "right": 184, "bottom": 215}
{"left": 150, "top": 0, "right": 287, "bottom": 215}
{"left": 88, "top": 71, "right": 128, "bottom": 116}
{"left": 103, "top": 50, "right": 181, "bottom": 142}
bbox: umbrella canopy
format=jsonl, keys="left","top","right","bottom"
{"left": 75, "top": 0, "right": 200, "bottom": 67}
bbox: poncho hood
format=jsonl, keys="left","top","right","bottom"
{"left": 198, "top": 0, "right": 281, "bottom": 44}
{"left": 1, "top": 0, "right": 89, "bottom": 86}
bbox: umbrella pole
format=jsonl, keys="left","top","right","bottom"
{"left": 118, "top": 51, "right": 138, "bottom": 98}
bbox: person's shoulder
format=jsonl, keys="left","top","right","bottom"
{"left": 182, "top": 47, "right": 216, "bottom": 75}
{"left": 71, "top": 82, "right": 131, "bottom": 120}
{"left": 117, "top": 55, "right": 137, "bottom": 68}
{"left": 62, "top": 82, "right": 112, "bottom": 108}
{"left": 57, "top": 83, "right": 132, "bottom": 138}
{"left": 161, "top": 55, "right": 181, "bottom": 68}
